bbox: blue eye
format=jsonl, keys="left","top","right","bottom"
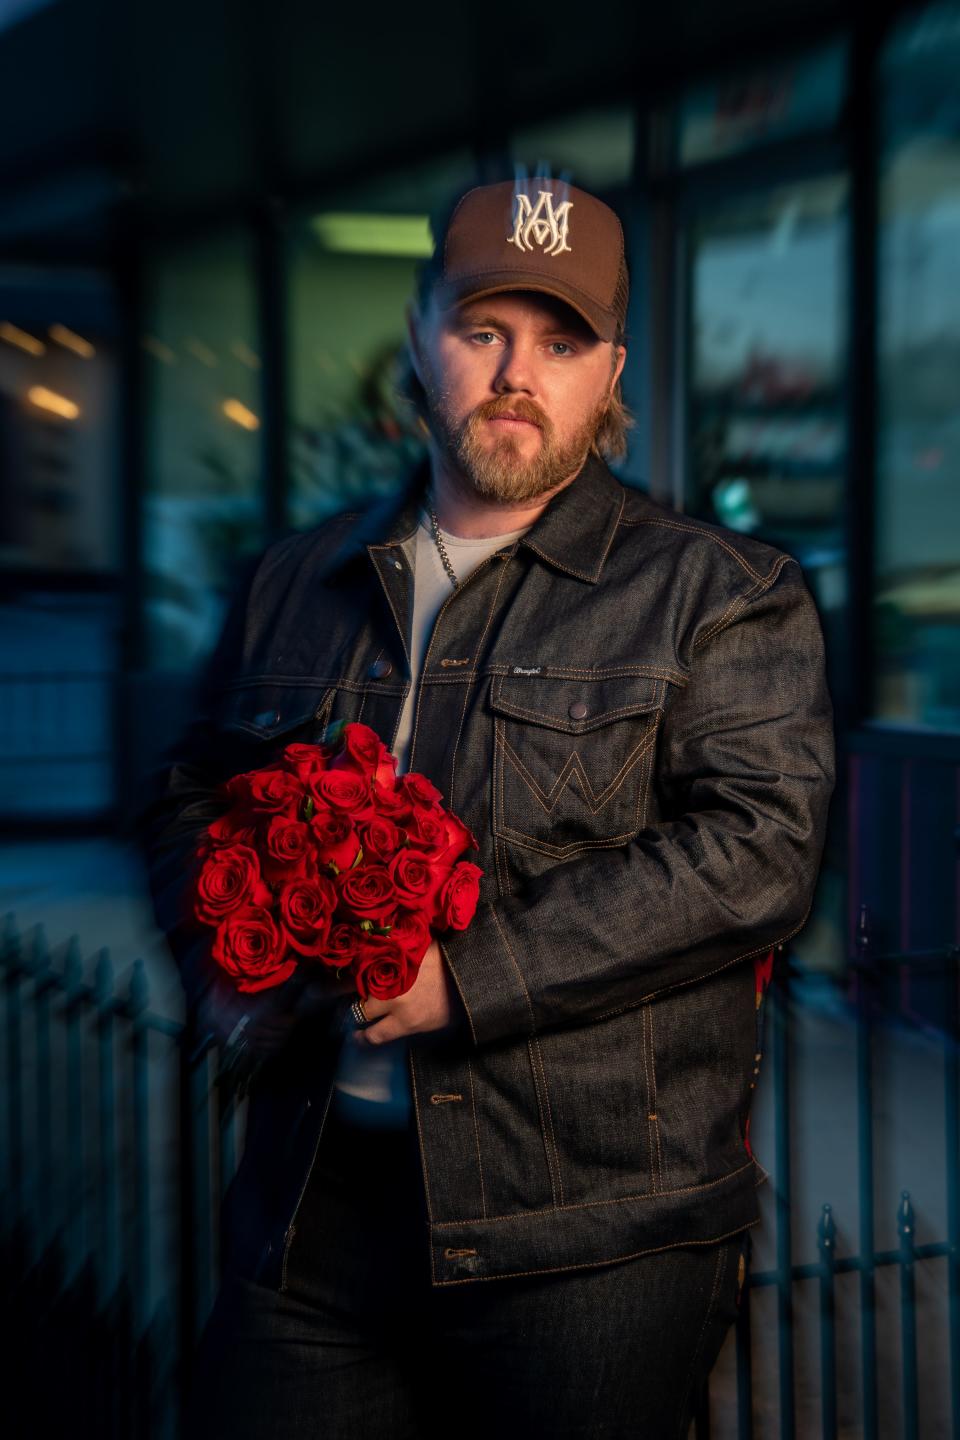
{"left": 550, "top": 341, "right": 573, "bottom": 356}
{"left": 472, "top": 332, "right": 498, "bottom": 345}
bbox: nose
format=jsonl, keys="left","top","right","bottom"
{"left": 493, "top": 339, "right": 536, "bottom": 396}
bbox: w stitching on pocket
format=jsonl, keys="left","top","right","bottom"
{"left": 492, "top": 678, "right": 669, "bottom": 859}
{"left": 493, "top": 735, "right": 660, "bottom": 859}
{"left": 499, "top": 723, "right": 659, "bottom": 819}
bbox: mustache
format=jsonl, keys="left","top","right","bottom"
{"left": 469, "top": 396, "right": 549, "bottom": 431}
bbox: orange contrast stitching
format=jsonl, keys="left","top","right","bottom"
{"left": 429, "top": 1158, "right": 758, "bottom": 1228}
{"left": 431, "top": 1220, "right": 761, "bottom": 1286}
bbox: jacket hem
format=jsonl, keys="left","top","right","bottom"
{"left": 427, "top": 1156, "right": 766, "bottom": 1286}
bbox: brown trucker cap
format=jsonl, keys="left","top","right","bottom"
{"left": 429, "top": 177, "right": 629, "bottom": 343}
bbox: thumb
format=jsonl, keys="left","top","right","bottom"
{"left": 357, "top": 1017, "right": 399, "bottom": 1047}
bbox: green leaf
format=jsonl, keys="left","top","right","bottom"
{"left": 302, "top": 795, "right": 315, "bottom": 821}
{"left": 327, "top": 860, "right": 340, "bottom": 876}
{"left": 359, "top": 920, "right": 374, "bottom": 932}
{"left": 350, "top": 846, "right": 364, "bottom": 869}
{"left": 373, "top": 924, "right": 392, "bottom": 935}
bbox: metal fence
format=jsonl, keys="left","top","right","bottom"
{"left": 1, "top": 910, "right": 958, "bottom": 1438}
{"left": 0, "top": 914, "right": 238, "bottom": 1439}
{"left": 709, "top": 916, "right": 960, "bottom": 1440}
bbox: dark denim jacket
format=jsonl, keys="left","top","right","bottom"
{"left": 136, "top": 453, "right": 836, "bottom": 1290}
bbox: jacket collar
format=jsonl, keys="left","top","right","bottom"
{"left": 513, "top": 453, "right": 625, "bottom": 584}
{"left": 328, "top": 451, "right": 625, "bottom": 585}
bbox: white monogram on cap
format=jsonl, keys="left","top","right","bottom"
{"left": 507, "top": 189, "right": 573, "bottom": 257}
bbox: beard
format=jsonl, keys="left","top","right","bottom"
{"left": 421, "top": 375, "right": 610, "bottom": 505}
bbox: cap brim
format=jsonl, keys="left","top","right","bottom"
{"left": 433, "top": 272, "right": 617, "bottom": 343}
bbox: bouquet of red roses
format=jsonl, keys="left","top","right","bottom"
{"left": 190, "top": 720, "right": 483, "bottom": 1003}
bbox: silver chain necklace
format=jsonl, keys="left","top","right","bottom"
{"left": 427, "top": 503, "right": 459, "bottom": 589}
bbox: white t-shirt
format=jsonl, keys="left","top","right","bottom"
{"left": 329, "top": 505, "right": 532, "bottom": 1129}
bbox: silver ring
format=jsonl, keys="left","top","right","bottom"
{"left": 350, "top": 997, "right": 371, "bottom": 1028}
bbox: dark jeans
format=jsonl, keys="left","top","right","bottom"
{"left": 186, "top": 1103, "right": 745, "bottom": 1440}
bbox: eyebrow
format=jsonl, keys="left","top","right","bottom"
{"left": 454, "top": 308, "right": 591, "bottom": 338}
{"left": 454, "top": 311, "right": 510, "bottom": 330}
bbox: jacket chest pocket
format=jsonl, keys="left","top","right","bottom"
{"left": 214, "top": 681, "right": 336, "bottom": 760}
{"left": 489, "top": 672, "right": 665, "bottom": 858}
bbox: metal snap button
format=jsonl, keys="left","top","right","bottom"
{"left": 369, "top": 659, "right": 393, "bottom": 680}
{"left": 393, "top": 559, "right": 403, "bottom": 570}
{"left": 568, "top": 701, "right": 588, "bottom": 720}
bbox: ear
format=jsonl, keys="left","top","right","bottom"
{"left": 611, "top": 343, "right": 627, "bottom": 389}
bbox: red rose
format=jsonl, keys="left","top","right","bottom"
{"left": 436, "top": 861, "right": 483, "bottom": 931}
{"left": 205, "top": 809, "right": 259, "bottom": 849}
{"left": 330, "top": 723, "right": 397, "bottom": 791}
{"left": 263, "top": 816, "right": 315, "bottom": 882}
{"left": 401, "top": 772, "right": 443, "bottom": 808}
{"left": 316, "top": 922, "right": 359, "bottom": 970}
{"left": 369, "top": 779, "right": 413, "bottom": 824}
{"left": 404, "top": 807, "right": 446, "bottom": 851}
{"left": 278, "top": 875, "right": 337, "bottom": 956}
{"left": 354, "top": 934, "right": 414, "bottom": 1001}
{"left": 248, "top": 769, "right": 304, "bottom": 816}
{"left": 310, "top": 809, "right": 361, "bottom": 873}
{"left": 373, "top": 750, "right": 400, "bottom": 792}
{"left": 194, "top": 844, "right": 270, "bottom": 925}
{"left": 390, "top": 909, "right": 432, "bottom": 966}
{"left": 211, "top": 905, "right": 296, "bottom": 993}
{"left": 388, "top": 849, "right": 443, "bottom": 909}
{"left": 432, "top": 810, "right": 479, "bottom": 864}
{"left": 359, "top": 816, "right": 402, "bottom": 866}
{"left": 336, "top": 864, "right": 398, "bottom": 925}
{"left": 220, "top": 772, "right": 255, "bottom": 805}
{"left": 311, "top": 768, "right": 371, "bottom": 813}
{"left": 282, "top": 742, "right": 329, "bottom": 788}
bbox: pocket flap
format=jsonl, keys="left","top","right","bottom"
{"left": 489, "top": 672, "right": 661, "bottom": 734}
{"left": 216, "top": 683, "right": 334, "bottom": 740}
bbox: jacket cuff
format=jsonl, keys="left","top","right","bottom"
{"left": 439, "top": 900, "right": 536, "bottom": 1049}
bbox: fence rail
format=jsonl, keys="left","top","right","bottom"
{"left": 2, "top": 910, "right": 958, "bottom": 1437}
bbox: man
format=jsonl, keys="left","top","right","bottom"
{"left": 138, "top": 177, "right": 835, "bottom": 1438}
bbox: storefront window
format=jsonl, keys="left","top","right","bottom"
{"left": 874, "top": 2, "right": 960, "bottom": 732}
{"left": 687, "top": 175, "right": 849, "bottom": 674}
{"left": 676, "top": 41, "right": 847, "bottom": 168}
{"left": 510, "top": 107, "right": 635, "bottom": 190}
{"left": 687, "top": 172, "right": 849, "bottom": 974}
{"left": 142, "top": 230, "right": 262, "bottom": 669}
{"left": 0, "top": 265, "right": 119, "bottom": 818}
{"left": 286, "top": 155, "right": 475, "bottom": 531}
{"left": 0, "top": 266, "right": 118, "bottom": 574}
